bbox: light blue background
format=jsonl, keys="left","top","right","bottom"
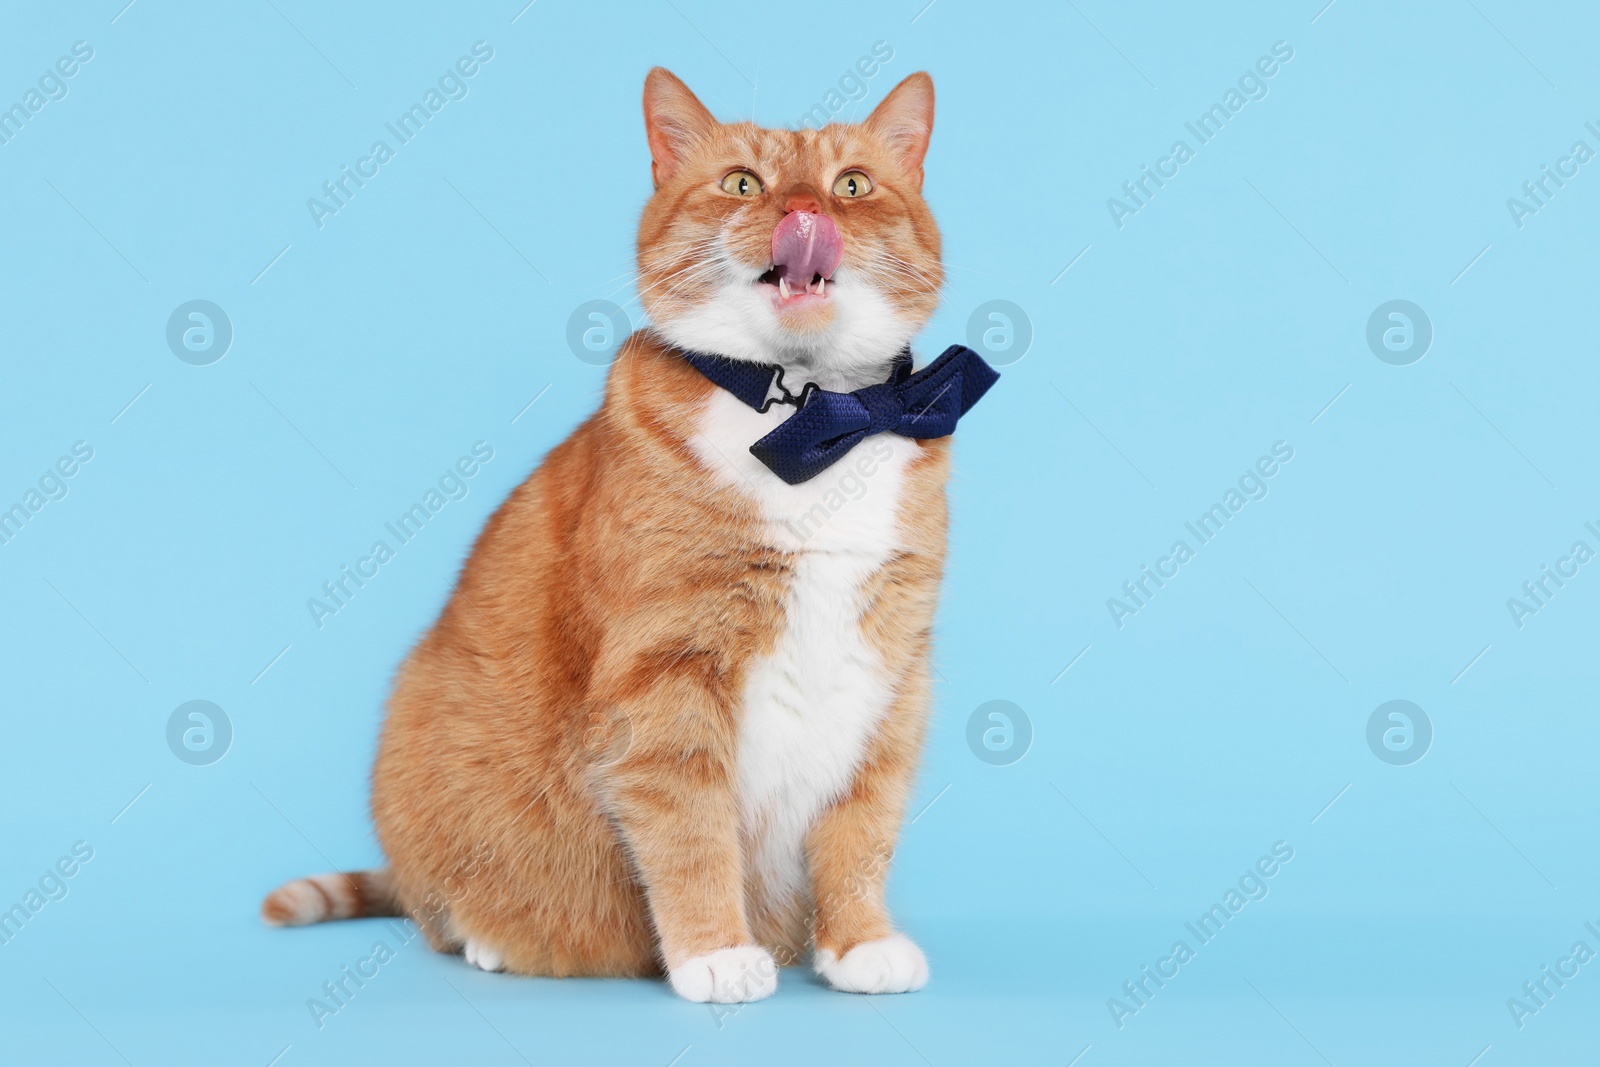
{"left": 2, "top": 1, "right": 1596, "bottom": 1064}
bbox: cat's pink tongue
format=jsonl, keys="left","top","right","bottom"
{"left": 771, "top": 211, "right": 842, "bottom": 282}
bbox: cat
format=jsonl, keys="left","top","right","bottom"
{"left": 262, "top": 66, "right": 996, "bottom": 1004}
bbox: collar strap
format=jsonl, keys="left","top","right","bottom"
{"left": 681, "top": 348, "right": 913, "bottom": 415}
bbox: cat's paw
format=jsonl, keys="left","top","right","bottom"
{"left": 668, "top": 945, "right": 778, "bottom": 1003}
{"left": 463, "top": 938, "right": 504, "bottom": 973}
{"left": 815, "top": 933, "right": 928, "bottom": 994}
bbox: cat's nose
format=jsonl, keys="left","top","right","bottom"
{"left": 771, "top": 210, "right": 842, "bottom": 282}
{"left": 783, "top": 193, "right": 823, "bottom": 214}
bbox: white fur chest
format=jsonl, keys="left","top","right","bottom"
{"left": 688, "top": 388, "right": 917, "bottom": 905}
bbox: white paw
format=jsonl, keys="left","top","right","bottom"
{"left": 463, "top": 938, "right": 504, "bottom": 972}
{"left": 668, "top": 945, "right": 778, "bottom": 1003}
{"left": 815, "top": 933, "right": 928, "bottom": 994}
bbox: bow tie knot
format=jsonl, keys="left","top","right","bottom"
{"left": 681, "top": 344, "right": 1000, "bottom": 484}
{"left": 854, "top": 381, "right": 907, "bottom": 436}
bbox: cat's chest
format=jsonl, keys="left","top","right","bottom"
{"left": 687, "top": 387, "right": 915, "bottom": 559}
{"left": 688, "top": 390, "right": 915, "bottom": 891}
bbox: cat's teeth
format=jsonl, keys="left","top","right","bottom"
{"left": 815, "top": 276, "right": 825, "bottom": 295}
{"left": 778, "top": 276, "right": 791, "bottom": 299}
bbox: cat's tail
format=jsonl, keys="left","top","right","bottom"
{"left": 260, "top": 869, "right": 399, "bottom": 927}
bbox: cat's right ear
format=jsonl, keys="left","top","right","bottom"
{"left": 643, "top": 68, "right": 717, "bottom": 187}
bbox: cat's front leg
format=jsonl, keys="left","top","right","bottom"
{"left": 595, "top": 674, "right": 777, "bottom": 1003}
{"left": 804, "top": 689, "right": 930, "bottom": 994}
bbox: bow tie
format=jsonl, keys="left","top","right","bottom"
{"left": 681, "top": 345, "right": 999, "bottom": 484}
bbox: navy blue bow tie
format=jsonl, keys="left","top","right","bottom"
{"left": 681, "top": 345, "right": 999, "bottom": 484}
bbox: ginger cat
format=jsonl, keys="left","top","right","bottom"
{"left": 263, "top": 67, "right": 996, "bottom": 1003}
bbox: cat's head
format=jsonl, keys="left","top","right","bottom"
{"left": 637, "top": 68, "right": 942, "bottom": 390}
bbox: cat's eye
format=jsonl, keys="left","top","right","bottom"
{"left": 832, "top": 170, "right": 873, "bottom": 198}
{"left": 719, "top": 170, "right": 764, "bottom": 197}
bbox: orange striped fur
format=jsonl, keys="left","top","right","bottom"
{"left": 264, "top": 68, "right": 956, "bottom": 1002}
{"left": 262, "top": 869, "right": 397, "bottom": 927}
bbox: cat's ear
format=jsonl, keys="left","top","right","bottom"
{"left": 643, "top": 68, "right": 717, "bottom": 186}
{"left": 864, "top": 73, "right": 934, "bottom": 185}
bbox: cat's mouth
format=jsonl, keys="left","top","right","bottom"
{"left": 758, "top": 211, "right": 841, "bottom": 313}
{"left": 756, "top": 266, "right": 829, "bottom": 302}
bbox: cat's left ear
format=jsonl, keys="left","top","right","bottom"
{"left": 643, "top": 67, "right": 718, "bottom": 187}
{"left": 864, "top": 73, "right": 935, "bottom": 187}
